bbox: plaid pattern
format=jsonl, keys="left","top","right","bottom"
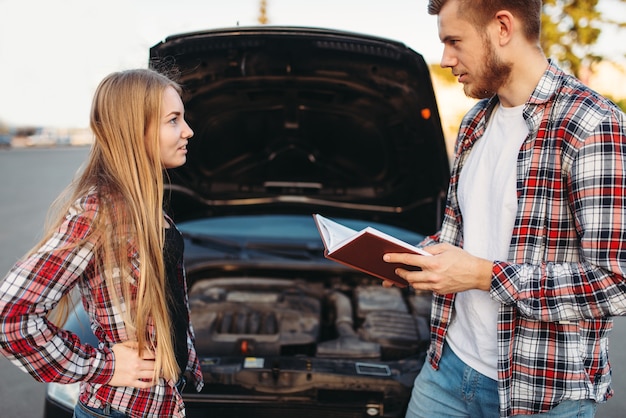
{"left": 0, "top": 193, "right": 203, "bottom": 418}
{"left": 422, "top": 61, "right": 626, "bottom": 417}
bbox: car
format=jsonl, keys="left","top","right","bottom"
{"left": 43, "top": 26, "right": 450, "bottom": 418}
{"left": 0, "top": 134, "right": 11, "bottom": 148}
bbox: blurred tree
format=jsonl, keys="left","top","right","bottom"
{"left": 258, "top": 0, "right": 269, "bottom": 25}
{"left": 541, "top": 0, "right": 626, "bottom": 77}
{"left": 607, "top": 95, "right": 626, "bottom": 112}
{"left": 429, "top": 64, "right": 457, "bottom": 84}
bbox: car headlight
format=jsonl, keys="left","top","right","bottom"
{"left": 46, "top": 382, "right": 79, "bottom": 410}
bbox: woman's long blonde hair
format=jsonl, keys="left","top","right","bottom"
{"left": 42, "top": 68, "right": 183, "bottom": 382}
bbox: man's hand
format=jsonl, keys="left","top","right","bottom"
{"left": 108, "top": 341, "right": 157, "bottom": 388}
{"left": 382, "top": 243, "right": 492, "bottom": 294}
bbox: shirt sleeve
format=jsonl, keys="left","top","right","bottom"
{"left": 0, "top": 201, "right": 114, "bottom": 385}
{"left": 491, "top": 107, "right": 626, "bottom": 322}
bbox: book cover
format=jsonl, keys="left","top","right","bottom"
{"left": 313, "top": 214, "right": 430, "bottom": 287}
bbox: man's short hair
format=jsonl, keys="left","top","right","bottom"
{"left": 427, "top": 0, "right": 542, "bottom": 41}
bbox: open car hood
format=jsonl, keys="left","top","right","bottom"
{"left": 150, "top": 26, "right": 449, "bottom": 234}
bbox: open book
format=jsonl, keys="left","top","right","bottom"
{"left": 313, "top": 214, "right": 430, "bottom": 287}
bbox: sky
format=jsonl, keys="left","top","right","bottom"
{"left": 0, "top": 0, "right": 624, "bottom": 128}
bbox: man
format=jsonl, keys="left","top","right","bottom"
{"left": 382, "top": 0, "right": 626, "bottom": 417}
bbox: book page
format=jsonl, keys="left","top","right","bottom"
{"left": 314, "top": 214, "right": 359, "bottom": 251}
{"left": 313, "top": 214, "right": 431, "bottom": 256}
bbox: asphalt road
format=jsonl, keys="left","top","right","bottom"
{"left": 0, "top": 147, "right": 625, "bottom": 417}
{"left": 0, "top": 147, "right": 90, "bottom": 418}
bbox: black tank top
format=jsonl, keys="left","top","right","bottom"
{"left": 164, "top": 225, "right": 189, "bottom": 375}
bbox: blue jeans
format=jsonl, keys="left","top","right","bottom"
{"left": 405, "top": 342, "right": 597, "bottom": 418}
{"left": 73, "top": 400, "right": 128, "bottom": 418}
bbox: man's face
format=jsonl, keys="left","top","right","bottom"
{"left": 437, "top": 0, "right": 511, "bottom": 99}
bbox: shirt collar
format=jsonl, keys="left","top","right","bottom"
{"left": 527, "top": 59, "right": 564, "bottom": 106}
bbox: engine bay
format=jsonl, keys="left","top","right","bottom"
{"left": 189, "top": 277, "right": 431, "bottom": 361}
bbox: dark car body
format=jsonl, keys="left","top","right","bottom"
{"left": 44, "top": 26, "right": 449, "bottom": 418}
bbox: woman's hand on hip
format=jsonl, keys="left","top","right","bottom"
{"left": 108, "top": 341, "right": 157, "bottom": 388}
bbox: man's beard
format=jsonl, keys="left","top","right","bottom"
{"left": 465, "top": 40, "right": 512, "bottom": 100}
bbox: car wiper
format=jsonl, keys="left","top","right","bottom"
{"left": 183, "top": 233, "right": 324, "bottom": 261}
{"left": 244, "top": 241, "right": 325, "bottom": 261}
{"left": 183, "top": 233, "right": 244, "bottom": 254}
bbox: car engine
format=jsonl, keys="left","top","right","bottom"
{"left": 189, "top": 277, "right": 431, "bottom": 361}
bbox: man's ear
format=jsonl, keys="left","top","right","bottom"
{"left": 494, "top": 10, "right": 515, "bottom": 46}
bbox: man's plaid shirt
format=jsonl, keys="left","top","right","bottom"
{"left": 421, "top": 61, "right": 626, "bottom": 417}
{"left": 0, "top": 193, "right": 203, "bottom": 417}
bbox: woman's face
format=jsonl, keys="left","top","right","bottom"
{"left": 150, "top": 86, "right": 194, "bottom": 169}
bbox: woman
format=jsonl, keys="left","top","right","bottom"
{"left": 0, "top": 68, "right": 203, "bottom": 417}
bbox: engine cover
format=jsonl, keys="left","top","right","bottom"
{"left": 189, "top": 278, "right": 321, "bottom": 356}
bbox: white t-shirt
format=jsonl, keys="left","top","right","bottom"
{"left": 446, "top": 103, "right": 528, "bottom": 380}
